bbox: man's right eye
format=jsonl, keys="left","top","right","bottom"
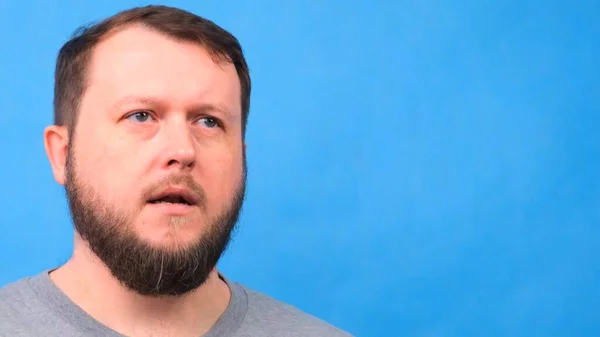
{"left": 126, "top": 111, "right": 154, "bottom": 123}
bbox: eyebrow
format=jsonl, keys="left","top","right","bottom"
{"left": 111, "top": 95, "right": 233, "bottom": 119}
{"left": 112, "top": 96, "right": 163, "bottom": 110}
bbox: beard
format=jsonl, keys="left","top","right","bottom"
{"left": 64, "top": 146, "right": 246, "bottom": 297}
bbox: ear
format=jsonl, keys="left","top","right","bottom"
{"left": 44, "top": 125, "right": 69, "bottom": 186}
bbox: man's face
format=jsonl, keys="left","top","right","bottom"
{"left": 63, "top": 25, "right": 246, "bottom": 296}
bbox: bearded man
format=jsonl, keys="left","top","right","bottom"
{"left": 0, "top": 5, "right": 351, "bottom": 337}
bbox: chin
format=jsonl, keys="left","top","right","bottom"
{"left": 137, "top": 216, "right": 208, "bottom": 248}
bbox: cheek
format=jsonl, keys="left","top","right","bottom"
{"left": 201, "top": 147, "right": 244, "bottom": 206}
{"left": 74, "top": 135, "right": 140, "bottom": 206}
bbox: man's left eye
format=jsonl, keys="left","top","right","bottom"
{"left": 198, "top": 117, "right": 219, "bottom": 128}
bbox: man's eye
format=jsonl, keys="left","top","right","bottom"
{"left": 198, "top": 117, "right": 220, "bottom": 128}
{"left": 126, "top": 111, "right": 154, "bottom": 123}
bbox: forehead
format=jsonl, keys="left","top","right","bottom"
{"left": 82, "top": 25, "right": 241, "bottom": 115}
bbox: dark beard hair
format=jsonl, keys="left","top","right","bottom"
{"left": 64, "top": 145, "right": 246, "bottom": 297}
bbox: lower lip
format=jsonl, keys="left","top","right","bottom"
{"left": 147, "top": 202, "right": 196, "bottom": 215}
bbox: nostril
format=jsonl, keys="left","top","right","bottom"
{"left": 166, "top": 157, "right": 195, "bottom": 169}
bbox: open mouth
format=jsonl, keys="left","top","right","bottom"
{"left": 148, "top": 194, "right": 193, "bottom": 206}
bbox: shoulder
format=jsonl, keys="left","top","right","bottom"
{"left": 0, "top": 276, "right": 33, "bottom": 309}
{"left": 0, "top": 276, "right": 41, "bottom": 327}
{"left": 234, "top": 283, "right": 353, "bottom": 336}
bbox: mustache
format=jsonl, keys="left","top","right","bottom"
{"left": 140, "top": 174, "right": 206, "bottom": 207}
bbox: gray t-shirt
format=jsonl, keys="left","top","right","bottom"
{"left": 0, "top": 271, "right": 352, "bottom": 336}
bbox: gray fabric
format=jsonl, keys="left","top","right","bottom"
{"left": 0, "top": 271, "right": 352, "bottom": 336}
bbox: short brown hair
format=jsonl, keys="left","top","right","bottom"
{"left": 54, "top": 5, "right": 251, "bottom": 135}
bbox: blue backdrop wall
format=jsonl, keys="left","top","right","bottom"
{"left": 1, "top": 1, "right": 598, "bottom": 336}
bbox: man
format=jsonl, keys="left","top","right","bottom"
{"left": 0, "top": 5, "right": 351, "bottom": 337}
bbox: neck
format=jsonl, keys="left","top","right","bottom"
{"left": 49, "top": 238, "right": 231, "bottom": 337}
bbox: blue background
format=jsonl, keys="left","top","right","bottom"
{"left": 1, "top": 1, "right": 598, "bottom": 336}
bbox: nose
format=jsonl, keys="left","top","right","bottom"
{"left": 161, "top": 119, "right": 196, "bottom": 170}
